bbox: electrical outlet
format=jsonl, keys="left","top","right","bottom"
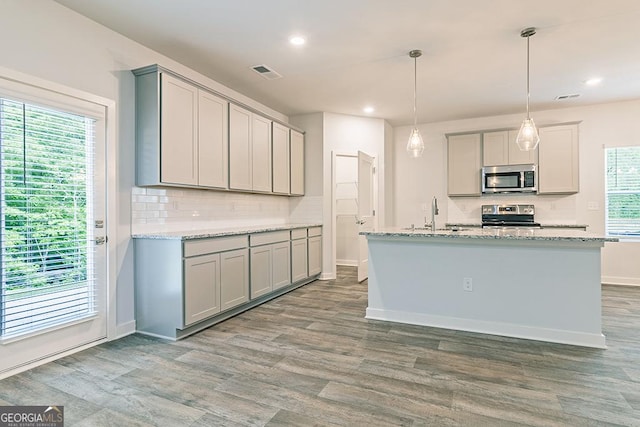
{"left": 588, "top": 202, "right": 599, "bottom": 211}
{"left": 463, "top": 277, "right": 473, "bottom": 292}
{"left": 421, "top": 203, "right": 429, "bottom": 211}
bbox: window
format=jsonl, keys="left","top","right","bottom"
{"left": 0, "top": 97, "right": 96, "bottom": 338}
{"left": 605, "top": 146, "right": 640, "bottom": 237}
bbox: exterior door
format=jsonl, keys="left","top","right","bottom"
{"left": 357, "top": 151, "right": 375, "bottom": 282}
{"left": 0, "top": 85, "right": 107, "bottom": 377}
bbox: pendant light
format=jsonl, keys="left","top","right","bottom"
{"left": 515, "top": 27, "right": 540, "bottom": 151}
{"left": 406, "top": 49, "right": 424, "bottom": 158}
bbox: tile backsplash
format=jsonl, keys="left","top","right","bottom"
{"left": 447, "top": 193, "right": 579, "bottom": 225}
{"left": 131, "top": 187, "right": 322, "bottom": 234}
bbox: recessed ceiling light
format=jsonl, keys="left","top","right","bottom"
{"left": 363, "top": 106, "right": 375, "bottom": 114}
{"left": 585, "top": 77, "right": 603, "bottom": 86}
{"left": 289, "top": 35, "right": 306, "bottom": 46}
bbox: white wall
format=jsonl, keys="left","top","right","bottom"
{"left": 392, "top": 99, "right": 640, "bottom": 285}
{"left": 0, "top": 1, "right": 292, "bottom": 336}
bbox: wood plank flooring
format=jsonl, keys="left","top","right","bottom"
{"left": 1, "top": 266, "right": 640, "bottom": 426}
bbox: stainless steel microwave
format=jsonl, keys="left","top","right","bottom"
{"left": 481, "top": 164, "right": 537, "bottom": 193}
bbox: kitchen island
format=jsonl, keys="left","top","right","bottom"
{"left": 361, "top": 227, "right": 617, "bottom": 348}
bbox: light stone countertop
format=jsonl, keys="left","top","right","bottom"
{"left": 361, "top": 227, "right": 617, "bottom": 243}
{"left": 445, "top": 222, "right": 589, "bottom": 229}
{"left": 132, "top": 223, "right": 322, "bottom": 240}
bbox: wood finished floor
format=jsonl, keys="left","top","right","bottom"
{"left": 1, "top": 266, "right": 640, "bottom": 426}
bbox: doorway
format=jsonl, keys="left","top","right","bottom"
{"left": 0, "top": 78, "right": 108, "bottom": 377}
{"left": 332, "top": 151, "right": 377, "bottom": 282}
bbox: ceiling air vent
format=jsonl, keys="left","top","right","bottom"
{"left": 554, "top": 93, "right": 581, "bottom": 101}
{"left": 250, "top": 64, "right": 282, "bottom": 80}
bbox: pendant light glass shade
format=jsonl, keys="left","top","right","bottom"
{"left": 516, "top": 117, "right": 540, "bottom": 151}
{"left": 516, "top": 27, "right": 539, "bottom": 151}
{"left": 407, "top": 128, "right": 424, "bottom": 158}
{"left": 406, "top": 49, "right": 424, "bottom": 158}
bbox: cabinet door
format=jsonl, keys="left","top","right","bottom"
{"left": 250, "top": 246, "right": 272, "bottom": 299}
{"left": 290, "top": 130, "right": 305, "bottom": 196}
{"left": 160, "top": 73, "right": 198, "bottom": 185}
{"left": 272, "top": 241, "right": 291, "bottom": 290}
{"left": 447, "top": 134, "right": 481, "bottom": 196}
{"left": 482, "top": 131, "right": 508, "bottom": 166}
{"left": 538, "top": 124, "right": 579, "bottom": 194}
{"left": 272, "top": 123, "right": 291, "bottom": 194}
{"left": 198, "top": 90, "right": 228, "bottom": 188}
{"left": 220, "top": 248, "right": 249, "bottom": 311}
{"left": 308, "top": 236, "right": 322, "bottom": 277}
{"left": 291, "top": 238, "right": 308, "bottom": 282}
{"left": 229, "top": 104, "right": 252, "bottom": 190}
{"left": 184, "top": 253, "right": 220, "bottom": 326}
{"left": 507, "top": 130, "right": 538, "bottom": 165}
{"left": 252, "top": 114, "right": 272, "bottom": 192}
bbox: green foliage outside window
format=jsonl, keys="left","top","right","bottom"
{"left": 1, "top": 99, "right": 89, "bottom": 293}
{"left": 606, "top": 147, "right": 640, "bottom": 236}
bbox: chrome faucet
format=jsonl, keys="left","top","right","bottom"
{"left": 431, "top": 196, "right": 439, "bottom": 231}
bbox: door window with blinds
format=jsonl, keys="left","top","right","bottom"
{"left": 0, "top": 97, "right": 97, "bottom": 339}
{"left": 606, "top": 146, "right": 640, "bottom": 238}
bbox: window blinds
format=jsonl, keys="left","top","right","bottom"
{"left": 0, "top": 97, "right": 97, "bottom": 339}
{"left": 606, "top": 147, "right": 640, "bottom": 237}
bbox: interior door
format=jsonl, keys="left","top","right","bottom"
{"left": 357, "top": 151, "right": 375, "bottom": 282}
{"left": 0, "top": 88, "right": 107, "bottom": 378}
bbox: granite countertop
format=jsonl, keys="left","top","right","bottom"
{"left": 361, "top": 227, "right": 617, "bottom": 243}
{"left": 132, "top": 223, "right": 322, "bottom": 240}
{"left": 445, "top": 223, "right": 589, "bottom": 229}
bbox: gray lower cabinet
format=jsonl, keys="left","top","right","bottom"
{"left": 249, "top": 230, "right": 291, "bottom": 298}
{"left": 307, "top": 226, "right": 322, "bottom": 276}
{"left": 135, "top": 226, "right": 321, "bottom": 340}
{"left": 220, "top": 248, "right": 250, "bottom": 311}
{"left": 184, "top": 253, "right": 221, "bottom": 326}
{"left": 291, "top": 229, "right": 308, "bottom": 282}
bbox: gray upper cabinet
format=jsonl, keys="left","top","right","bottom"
{"left": 447, "top": 133, "right": 482, "bottom": 196}
{"left": 229, "top": 104, "right": 253, "bottom": 191}
{"left": 229, "top": 104, "right": 274, "bottom": 193}
{"left": 538, "top": 124, "right": 579, "bottom": 194}
{"left": 252, "top": 114, "right": 273, "bottom": 193}
{"left": 483, "top": 130, "right": 537, "bottom": 166}
{"left": 272, "top": 122, "right": 291, "bottom": 194}
{"left": 134, "top": 65, "right": 304, "bottom": 197}
{"left": 134, "top": 67, "right": 228, "bottom": 188}
{"left": 198, "top": 90, "right": 229, "bottom": 189}
{"left": 290, "top": 129, "right": 305, "bottom": 196}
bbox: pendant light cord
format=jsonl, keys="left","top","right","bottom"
{"left": 413, "top": 55, "right": 418, "bottom": 127}
{"left": 526, "top": 34, "right": 531, "bottom": 119}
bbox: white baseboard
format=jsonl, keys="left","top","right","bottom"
{"left": 365, "top": 307, "right": 607, "bottom": 349}
{"left": 115, "top": 320, "right": 136, "bottom": 339}
{"left": 0, "top": 338, "right": 107, "bottom": 380}
{"left": 602, "top": 276, "right": 640, "bottom": 287}
{"left": 336, "top": 259, "right": 357, "bottom": 267}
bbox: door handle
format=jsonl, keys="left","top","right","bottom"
{"left": 356, "top": 218, "right": 366, "bottom": 225}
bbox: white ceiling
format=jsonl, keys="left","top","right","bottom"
{"left": 55, "top": 0, "right": 640, "bottom": 126}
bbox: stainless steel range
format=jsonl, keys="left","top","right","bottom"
{"left": 481, "top": 204, "right": 541, "bottom": 228}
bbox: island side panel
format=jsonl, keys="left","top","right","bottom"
{"left": 365, "top": 236, "right": 605, "bottom": 348}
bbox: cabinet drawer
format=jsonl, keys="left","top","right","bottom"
{"left": 184, "top": 235, "right": 248, "bottom": 258}
{"left": 291, "top": 228, "right": 307, "bottom": 240}
{"left": 308, "top": 227, "right": 322, "bottom": 237}
{"left": 250, "top": 230, "right": 290, "bottom": 247}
